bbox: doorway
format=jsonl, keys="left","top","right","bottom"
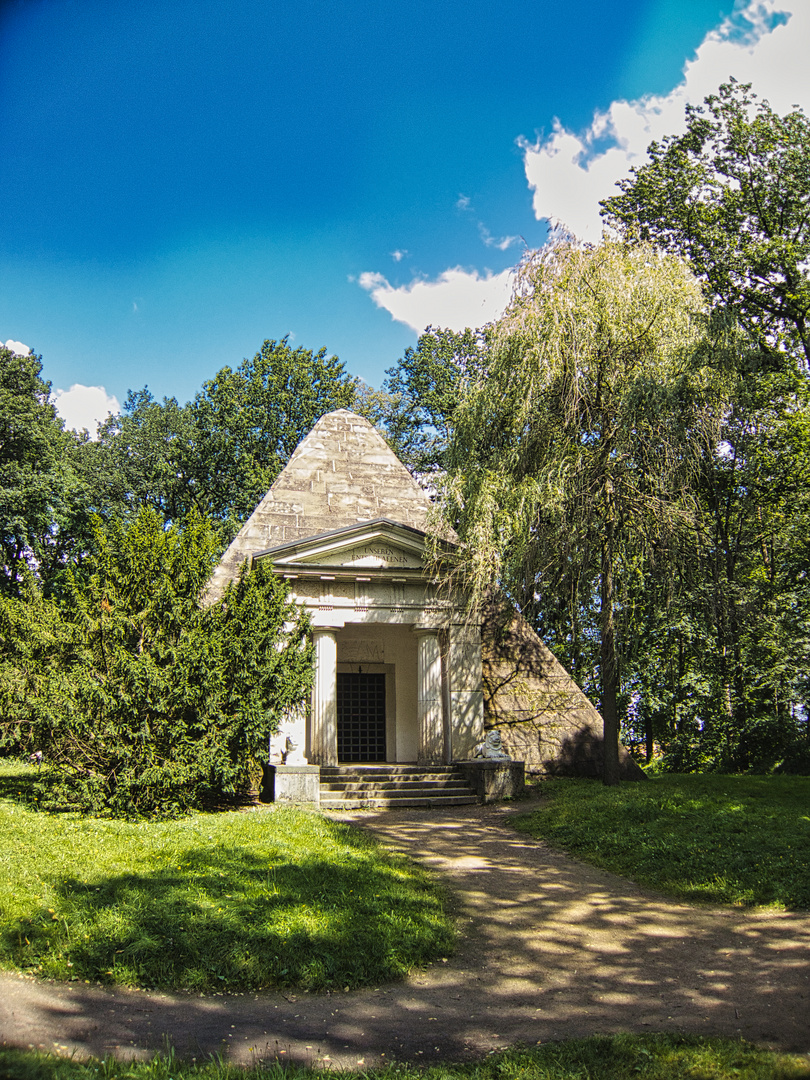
{"left": 337, "top": 672, "right": 386, "bottom": 762}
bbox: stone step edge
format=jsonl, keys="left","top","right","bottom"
{"left": 320, "top": 779, "right": 472, "bottom": 789}
{"left": 320, "top": 795, "right": 481, "bottom": 809}
{"left": 322, "top": 790, "right": 476, "bottom": 798}
{"left": 319, "top": 767, "right": 464, "bottom": 775}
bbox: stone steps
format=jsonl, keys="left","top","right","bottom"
{"left": 318, "top": 764, "right": 480, "bottom": 810}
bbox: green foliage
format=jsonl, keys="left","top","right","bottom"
{"left": 82, "top": 337, "right": 357, "bottom": 542}
{"left": 613, "top": 365, "right": 810, "bottom": 772}
{"left": 189, "top": 337, "right": 357, "bottom": 530}
{"left": 2, "top": 1036, "right": 809, "bottom": 1080}
{"left": 0, "top": 761, "right": 453, "bottom": 992}
{"left": 602, "top": 80, "right": 810, "bottom": 366}
{"left": 0, "top": 347, "right": 85, "bottom": 595}
{"left": 377, "top": 326, "right": 491, "bottom": 474}
{"left": 514, "top": 775, "right": 810, "bottom": 909}
{"left": 553, "top": 82, "right": 810, "bottom": 770}
{"left": 0, "top": 509, "right": 313, "bottom": 816}
{"left": 83, "top": 389, "right": 199, "bottom": 524}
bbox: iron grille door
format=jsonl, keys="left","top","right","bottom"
{"left": 336, "top": 672, "right": 386, "bottom": 763}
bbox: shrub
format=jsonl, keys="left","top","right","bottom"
{"left": 0, "top": 509, "right": 312, "bottom": 815}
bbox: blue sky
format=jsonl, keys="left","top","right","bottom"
{"left": 1, "top": 0, "right": 806, "bottom": 431}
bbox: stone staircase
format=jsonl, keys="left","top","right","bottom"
{"left": 318, "top": 764, "right": 480, "bottom": 810}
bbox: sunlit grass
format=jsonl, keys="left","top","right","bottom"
{"left": 0, "top": 759, "right": 454, "bottom": 992}
{"left": 1, "top": 1036, "right": 809, "bottom": 1080}
{"left": 513, "top": 774, "right": 810, "bottom": 909}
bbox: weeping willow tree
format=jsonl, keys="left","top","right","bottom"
{"left": 442, "top": 240, "right": 719, "bottom": 784}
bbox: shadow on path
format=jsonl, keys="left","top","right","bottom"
{"left": 1, "top": 800, "right": 808, "bottom": 1067}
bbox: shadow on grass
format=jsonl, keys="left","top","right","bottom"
{"left": 0, "top": 760, "right": 47, "bottom": 805}
{"left": 1, "top": 837, "right": 452, "bottom": 993}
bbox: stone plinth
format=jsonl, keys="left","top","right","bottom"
{"left": 455, "top": 759, "right": 525, "bottom": 802}
{"left": 261, "top": 764, "right": 321, "bottom": 807}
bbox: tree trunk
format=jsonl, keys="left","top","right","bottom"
{"left": 601, "top": 484, "right": 620, "bottom": 786}
{"left": 644, "top": 710, "right": 654, "bottom": 762}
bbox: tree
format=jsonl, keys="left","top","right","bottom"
{"left": 0, "top": 508, "right": 313, "bottom": 816}
{"left": 442, "top": 240, "right": 713, "bottom": 784}
{"left": 601, "top": 81, "right": 810, "bottom": 367}
{"left": 85, "top": 389, "right": 198, "bottom": 524}
{"left": 0, "top": 347, "right": 83, "bottom": 595}
{"left": 602, "top": 81, "right": 810, "bottom": 770}
{"left": 79, "top": 337, "right": 358, "bottom": 544}
{"left": 189, "top": 337, "right": 358, "bottom": 530}
{"left": 375, "top": 327, "right": 491, "bottom": 474}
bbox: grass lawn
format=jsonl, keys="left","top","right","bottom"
{"left": 0, "top": 760, "right": 454, "bottom": 993}
{"left": 513, "top": 774, "right": 810, "bottom": 909}
{"left": 1, "top": 1036, "right": 808, "bottom": 1080}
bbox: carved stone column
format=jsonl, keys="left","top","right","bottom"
{"left": 311, "top": 628, "right": 338, "bottom": 765}
{"left": 415, "top": 628, "right": 443, "bottom": 764}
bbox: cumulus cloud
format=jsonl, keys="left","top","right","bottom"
{"left": 53, "top": 384, "right": 120, "bottom": 437}
{"left": 359, "top": 192, "right": 520, "bottom": 330}
{"left": 3, "top": 339, "right": 31, "bottom": 355}
{"left": 521, "top": 0, "right": 808, "bottom": 240}
{"left": 358, "top": 267, "right": 514, "bottom": 333}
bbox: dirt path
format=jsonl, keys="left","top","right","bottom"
{"left": 1, "top": 799, "right": 808, "bottom": 1067}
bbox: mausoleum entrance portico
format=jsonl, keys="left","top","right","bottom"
{"left": 205, "top": 410, "right": 501, "bottom": 796}
{"left": 255, "top": 519, "right": 464, "bottom": 766}
{"left": 309, "top": 622, "right": 444, "bottom": 766}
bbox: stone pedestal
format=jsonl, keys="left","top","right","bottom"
{"left": 261, "top": 764, "right": 321, "bottom": 807}
{"left": 455, "top": 759, "right": 525, "bottom": 802}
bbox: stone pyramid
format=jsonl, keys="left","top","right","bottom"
{"left": 206, "top": 410, "right": 437, "bottom": 602}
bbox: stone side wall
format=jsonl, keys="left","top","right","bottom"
{"left": 481, "top": 598, "right": 646, "bottom": 781}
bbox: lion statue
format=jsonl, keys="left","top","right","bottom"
{"left": 474, "top": 729, "right": 511, "bottom": 761}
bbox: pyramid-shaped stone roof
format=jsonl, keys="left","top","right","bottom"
{"left": 206, "top": 410, "right": 438, "bottom": 602}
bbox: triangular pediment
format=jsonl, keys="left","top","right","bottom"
{"left": 255, "top": 519, "right": 427, "bottom": 573}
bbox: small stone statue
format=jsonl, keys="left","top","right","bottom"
{"left": 474, "top": 729, "right": 511, "bottom": 761}
{"left": 282, "top": 735, "right": 308, "bottom": 766}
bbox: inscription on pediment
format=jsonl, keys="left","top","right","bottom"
{"left": 343, "top": 542, "right": 418, "bottom": 568}
{"left": 284, "top": 531, "right": 426, "bottom": 570}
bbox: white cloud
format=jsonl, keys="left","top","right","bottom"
{"left": 520, "top": 0, "right": 808, "bottom": 240}
{"left": 3, "top": 339, "right": 31, "bottom": 355}
{"left": 53, "top": 384, "right": 120, "bottom": 437}
{"left": 358, "top": 267, "right": 514, "bottom": 333}
{"left": 456, "top": 194, "right": 472, "bottom": 211}
{"left": 478, "top": 224, "right": 522, "bottom": 251}
{"left": 390, "top": 249, "right": 408, "bottom": 262}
